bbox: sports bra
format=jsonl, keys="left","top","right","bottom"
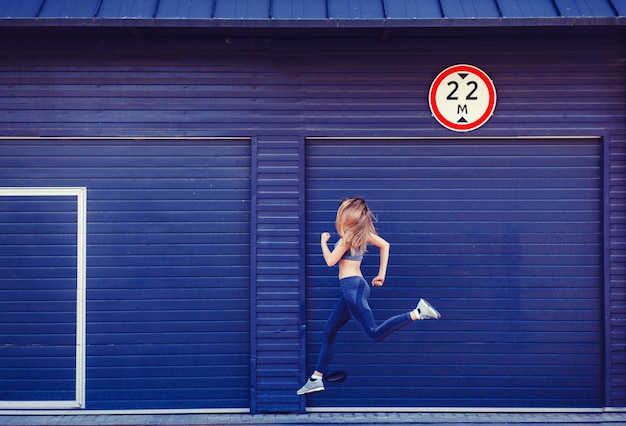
{"left": 335, "top": 241, "right": 364, "bottom": 261}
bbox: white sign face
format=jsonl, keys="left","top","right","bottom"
{"left": 429, "top": 64, "right": 496, "bottom": 132}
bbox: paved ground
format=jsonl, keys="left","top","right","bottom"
{"left": 1, "top": 411, "right": 626, "bottom": 425}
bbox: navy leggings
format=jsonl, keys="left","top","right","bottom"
{"left": 315, "top": 276, "right": 413, "bottom": 374}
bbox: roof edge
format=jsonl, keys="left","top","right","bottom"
{"left": 0, "top": 16, "right": 624, "bottom": 29}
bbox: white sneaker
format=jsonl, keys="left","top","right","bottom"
{"left": 416, "top": 298, "right": 441, "bottom": 320}
{"left": 296, "top": 377, "right": 325, "bottom": 395}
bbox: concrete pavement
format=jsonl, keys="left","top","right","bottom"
{"left": 1, "top": 410, "right": 626, "bottom": 425}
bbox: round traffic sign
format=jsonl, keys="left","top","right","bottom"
{"left": 429, "top": 64, "right": 496, "bottom": 132}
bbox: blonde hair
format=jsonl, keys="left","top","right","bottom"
{"left": 335, "top": 197, "right": 377, "bottom": 255}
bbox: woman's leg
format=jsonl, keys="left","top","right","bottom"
{"left": 340, "top": 276, "right": 413, "bottom": 342}
{"left": 314, "top": 297, "right": 351, "bottom": 374}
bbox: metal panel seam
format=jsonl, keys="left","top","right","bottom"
{"left": 94, "top": 0, "right": 103, "bottom": 17}
{"left": 607, "top": 0, "right": 620, "bottom": 16}
{"left": 35, "top": 0, "right": 45, "bottom": 17}
{"left": 493, "top": 0, "right": 504, "bottom": 17}
{"left": 551, "top": 0, "right": 563, "bottom": 17}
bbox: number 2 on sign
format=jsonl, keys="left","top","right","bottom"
{"left": 446, "top": 81, "right": 478, "bottom": 101}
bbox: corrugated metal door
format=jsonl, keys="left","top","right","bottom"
{"left": 0, "top": 138, "right": 251, "bottom": 410}
{"left": 305, "top": 137, "right": 603, "bottom": 408}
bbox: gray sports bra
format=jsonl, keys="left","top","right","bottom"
{"left": 335, "top": 241, "right": 364, "bottom": 261}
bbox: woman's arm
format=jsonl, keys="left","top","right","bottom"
{"left": 369, "top": 232, "right": 390, "bottom": 287}
{"left": 321, "top": 232, "right": 348, "bottom": 266}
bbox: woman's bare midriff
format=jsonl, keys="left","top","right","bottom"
{"left": 337, "top": 259, "right": 362, "bottom": 279}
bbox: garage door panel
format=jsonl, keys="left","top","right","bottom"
{"left": 0, "top": 138, "right": 251, "bottom": 410}
{"left": 390, "top": 255, "right": 601, "bottom": 268}
{"left": 90, "top": 233, "right": 251, "bottom": 246}
{"left": 390, "top": 242, "right": 601, "bottom": 255}
{"left": 308, "top": 165, "right": 600, "bottom": 179}
{"left": 306, "top": 193, "right": 599, "bottom": 211}
{"left": 310, "top": 177, "right": 601, "bottom": 190}
{"left": 315, "top": 390, "right": 585, "bottom": 402}
{"left": 396, "top": 233, "right": 601, "bottom": 245}
{"left": 381, "top": 210, "right": 600, "bottom": 222}
{"left": 306, "top": 306, "right": 599, "bottom": 325}
{"left": 307, "top": 276, "right": 600, "bottom": 291}
{"left": 305, "top": 137, "right": 603, "bottom": 408}
{"left": 359, "top": 264, "right": 601, "bottom": 277}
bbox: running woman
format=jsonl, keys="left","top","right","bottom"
{"left": 297, "top": 197, "right": 440, "bottom": 395}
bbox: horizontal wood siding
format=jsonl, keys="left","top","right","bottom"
{"left": 0, "top": 139, "right": 251, "bottom": 409}
{"left": 305, "top": 137, "right": 604, "bottom": 408}
{"left": 0, "top": 37, "right": 303, "bottom": 138}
